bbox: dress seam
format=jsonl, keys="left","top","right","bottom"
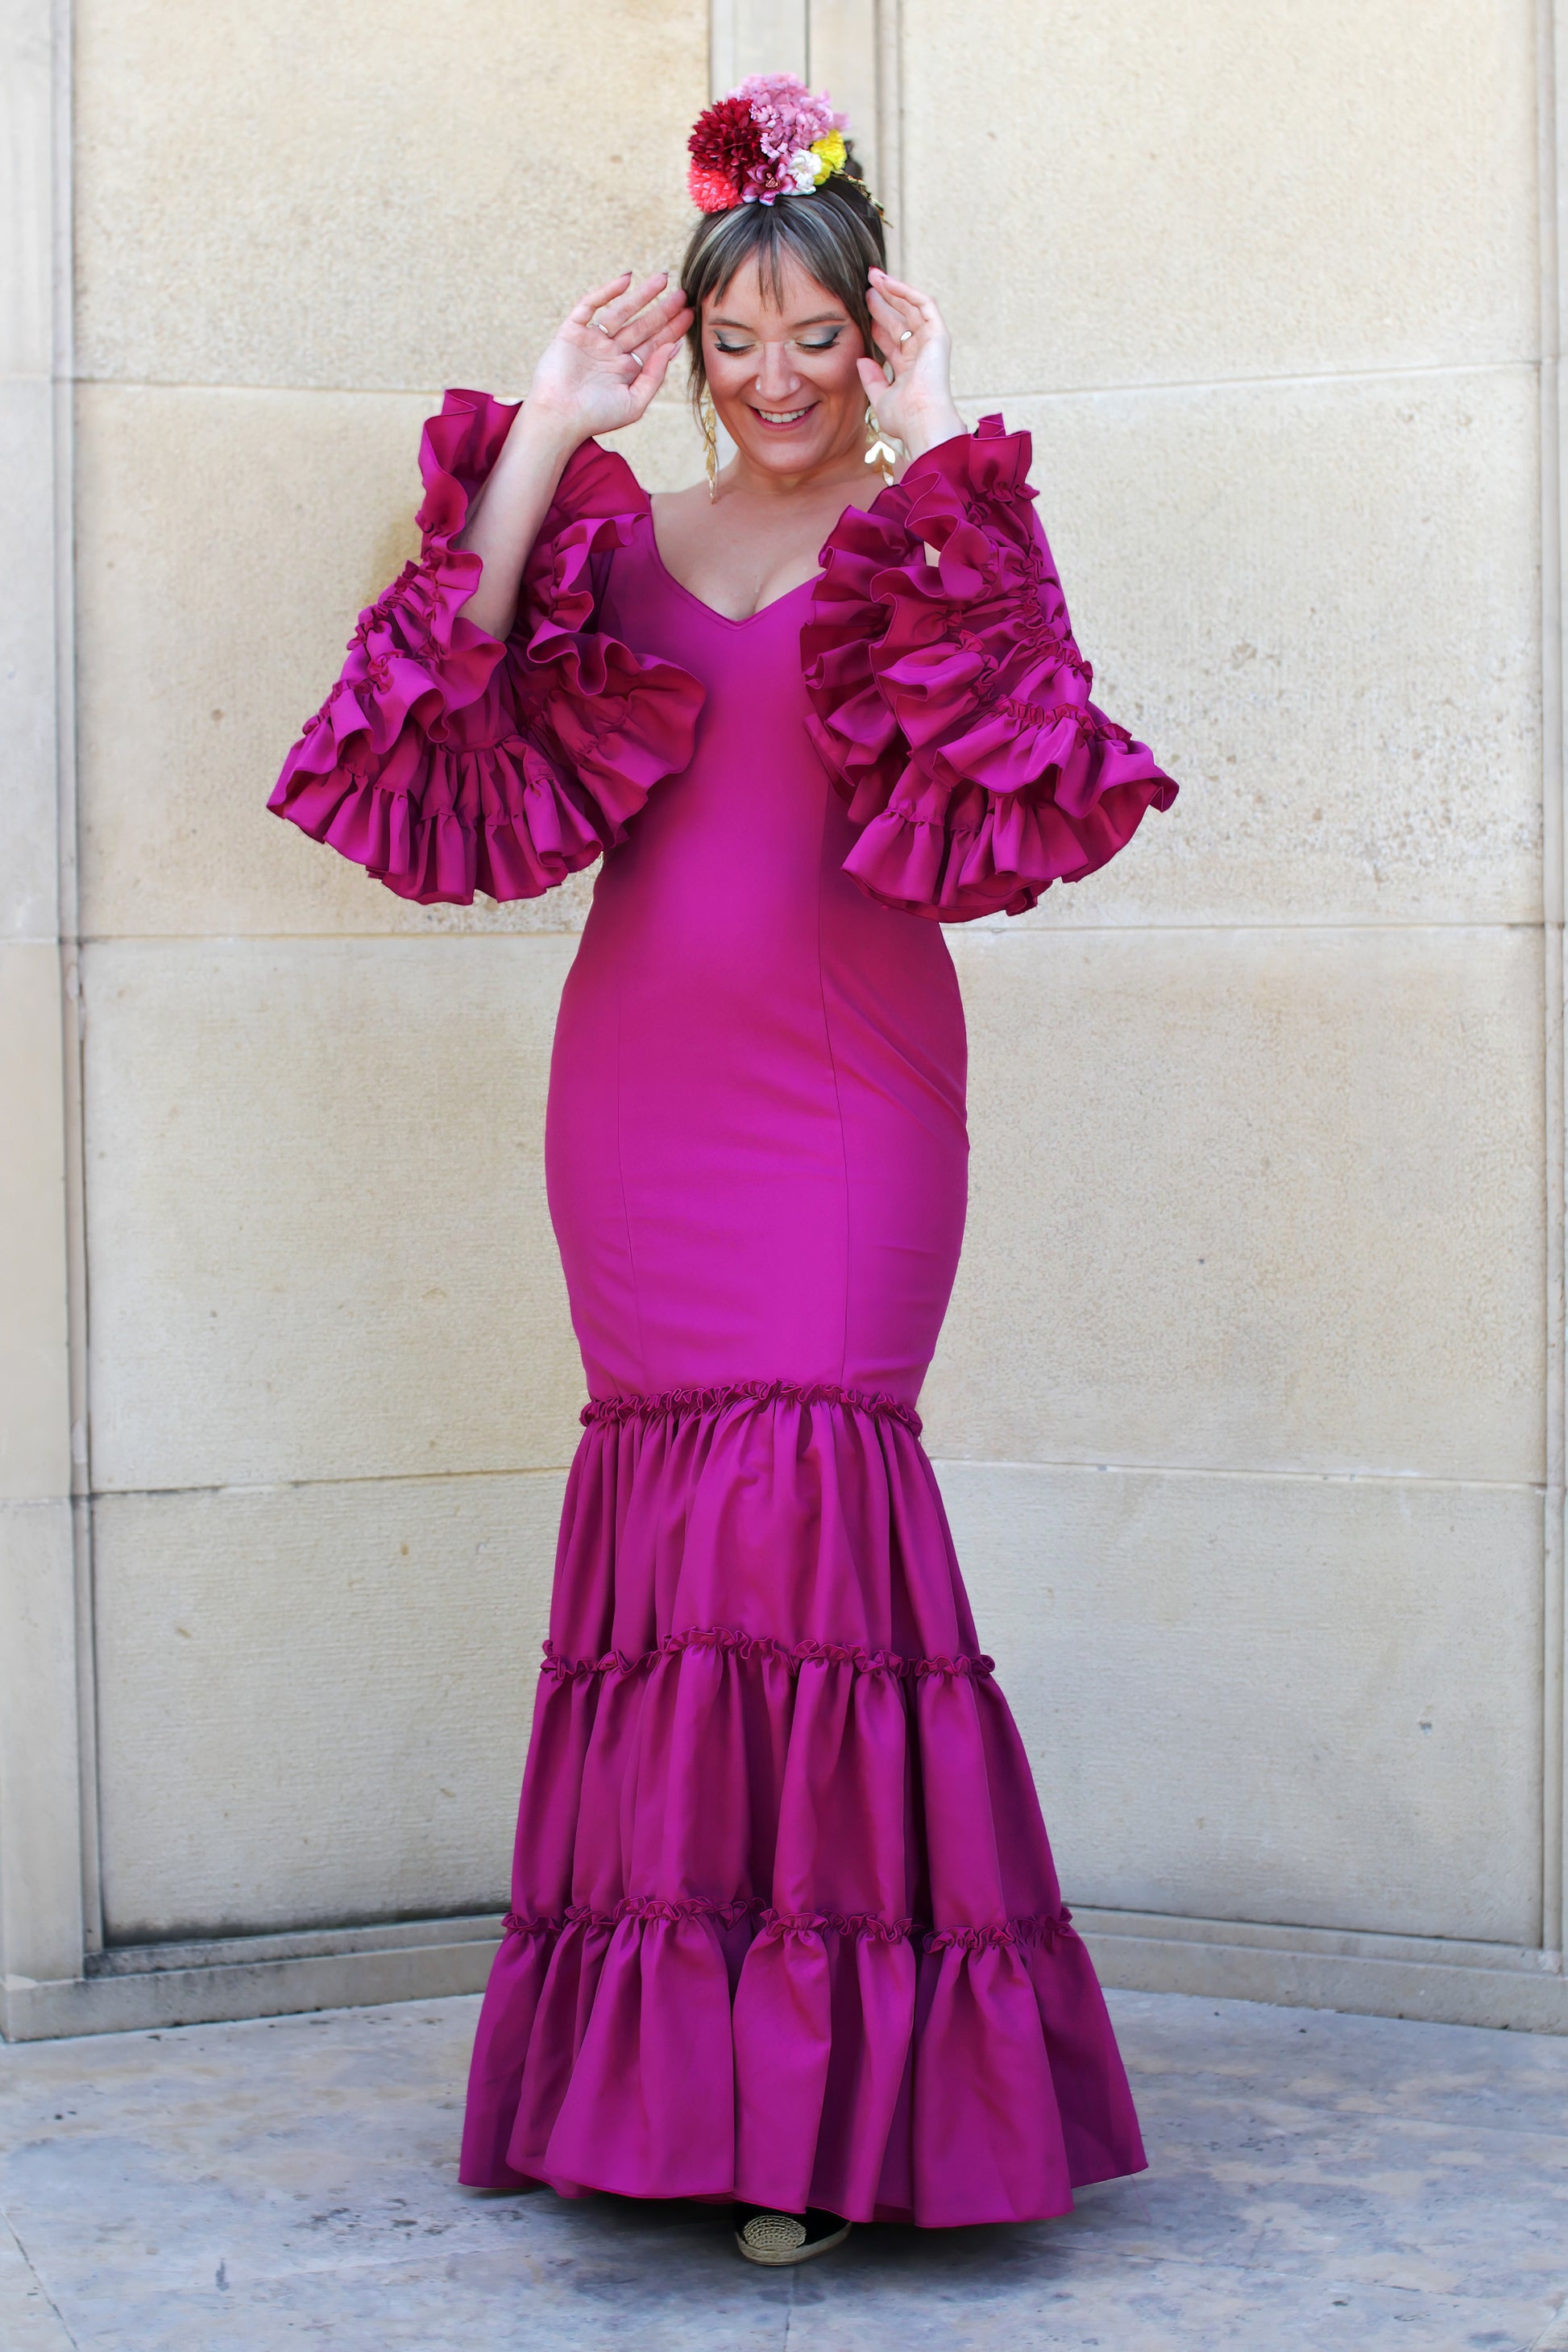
{"left": 612, "top": 972, "right": 649, "bottom": 1390}
{"left": 540, "top": 1624, "right": 992, "bottom": 1682}
{"left": 813, "top": 770, "right": 853, "bottom": 1388}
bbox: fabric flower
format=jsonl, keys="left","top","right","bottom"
{"left": 810, "top": 131, "right": 847, "bottom": 184}
{"left": 687, "top": 75, "right": 854, "bottom": 214}
{"left": 687, "top": 92, "right": 765, "bottom": 201}
{"left": 688, "top": 162, "right": 740, "bottom": 213}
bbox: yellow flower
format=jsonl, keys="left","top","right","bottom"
{"left": 809, "top": 131, "right": 846, "bottom": 185}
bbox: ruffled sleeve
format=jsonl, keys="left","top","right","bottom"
{"left": 803, "top": 415, "right": 1176, "bottom": 922}
{"left": 268, "top": 391, "right": 705, "bottom": 905}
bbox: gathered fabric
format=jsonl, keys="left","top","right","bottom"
{"left": 268, "top": 391, "right": 706, "bottom": 905}
{"left": 802, "top": 413, "right": 1176, "bottom": 919}
{"left": 270, "top": 392, "right": 1168, "bottom": 2229}
{"left": 270, "top": 394, "right": 1172, "bottom": 924}
{"left": 459, "top": 1391, "right": 1145, "bottom": 2226}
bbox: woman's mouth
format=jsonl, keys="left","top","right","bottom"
{"left": 751, "top": 404, "right": 815, "bottom": 431}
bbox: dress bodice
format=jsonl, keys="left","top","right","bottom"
{"left": 547, "top": 502, "right": 971, "bottom": 1405}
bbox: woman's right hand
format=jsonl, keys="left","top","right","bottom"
{"left": 524, "top": 272, "right": 693, "bottom": 450}
{"left": 456, "top": 272, "right": 691, "bottom": 640}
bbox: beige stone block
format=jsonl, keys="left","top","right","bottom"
{"left": 93, "top": 1473, "right": 562, "bottom": 1939}
{"left": 0, "top": 946, "right": 70, "bottom": 1502}
{"left": 935, "top": 1459, "right": 1542, "bottom": 1945}
{"left": 904, "top": 0, "right": 1537, "bottom": 391}
{"left": 1002, "top": 367, "right": 1541, "bottom": 928}
{"left": 78, "top": 362, "right": 1543, "bottom": 943}
{"left": 925, "top": 924, "right": 1544, "bottom": 1483}
{"left": 1, "top": 378, "right": 62, "bottom": 944}
{"left": 76, "top": 384, "right": 707, "bottom": 943}
{"left": 75, "top": 384, "right": 566, "bottom": 943}
{"left": 83, "top": 937, "right": 585, "bottom": 1491}
{"left": 0, "top": 1500, "right": 84, "bottom": 1981}
{"left": 74, "top": 0, "right": 708, "bottom": 392}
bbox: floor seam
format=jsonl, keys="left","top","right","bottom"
{"left": 1, "top": 2205, "right": 81, "bottom": 2350}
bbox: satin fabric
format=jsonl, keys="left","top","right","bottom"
{"left": 463, "top": 517, "right": 1146, "bottom": 2223}
{"left": 547, "top": 518, "right": 969, "bottom": 1404}
{"left": 268, "top": 394, "right": 1170, "bottom": 2225}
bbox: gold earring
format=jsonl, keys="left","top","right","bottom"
{"left": 699, "top": 388, "right": 719, "bottom": 501}
{"left": 864, "top": 402, "right": 898, "bottom": 483}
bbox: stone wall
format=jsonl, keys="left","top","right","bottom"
{"left": 2, "top": 0, "right": 1562, "bottom": 2034}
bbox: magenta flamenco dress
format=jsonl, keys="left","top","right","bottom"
{"left": 270, "top": 392, "right": 1176, "bottom": 2227}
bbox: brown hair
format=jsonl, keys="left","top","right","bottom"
{"left": 679, "top": 156, "right": 889, "bottom": 413}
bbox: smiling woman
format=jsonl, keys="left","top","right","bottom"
{"left": 267, "top": 69, "right": 1176, "bottom": 2270}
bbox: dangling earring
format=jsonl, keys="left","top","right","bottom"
{"left": 865, "top": 403, "right": 898, "bottom": 483}
{"left": 699, "top": 388, "right": 720, "bottom": 501}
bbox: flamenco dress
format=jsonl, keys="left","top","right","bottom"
{"left": 269, "top": 393, "right": 1176, "bottom": 2227}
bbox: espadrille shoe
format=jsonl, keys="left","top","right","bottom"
{"left": 733, "top": 2205, "right": 852, "bottom": 2266}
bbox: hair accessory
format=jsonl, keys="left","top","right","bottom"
{"left": 687, "top": 73, "right": 854, "bottom": 214}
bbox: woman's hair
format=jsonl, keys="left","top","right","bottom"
{"left": 680, "top": 154, "right": 888, "bottom": 412}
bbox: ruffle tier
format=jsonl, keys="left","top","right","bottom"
{"left": 268, "top": 390, "right": 704, "bottom": 905}
{"left": 460, "top": 1383, "right": 1145, "bottom": 2225}
{"left": 805, "top": 416, "right": 1177, "bottom": 922}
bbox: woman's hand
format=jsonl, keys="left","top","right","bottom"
{"left": 860, "top": 271, "right": 966, "bottom": 462}
{"left": 455, "top": 272, "right": 690, "bottom": 638}
{"left": 523, "top": 271, "right": 694, "bottom": 453}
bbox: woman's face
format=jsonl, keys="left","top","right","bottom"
{"left": 699, "top": 249, "right": 869, "bottom": 479}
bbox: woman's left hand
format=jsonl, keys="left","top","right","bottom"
{"left": 861, "top": 271, "right": 966, "bottom": 460}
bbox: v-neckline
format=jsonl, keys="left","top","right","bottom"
{"left": 643, "top": 507, "right": 826, "bottom": 630}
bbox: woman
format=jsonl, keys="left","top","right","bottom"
{"left": 270, "top": 77, "right": 1175, "bottom": 2266}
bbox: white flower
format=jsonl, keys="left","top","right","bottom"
{"left": 785, "top": 147, "right": 819, "bottom": 193}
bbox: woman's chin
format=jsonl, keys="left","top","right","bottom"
{"left": 731, "top": 423, "right": 848, "bottom": 476}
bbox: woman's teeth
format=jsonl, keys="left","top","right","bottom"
{"left": 756, "top": 408, "right": 811, "bottom": 425}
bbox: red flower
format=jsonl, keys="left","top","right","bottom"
{"left": 687, "top": 94, "right": 764, "bottom": 209}
{"left": 687, "top": 163, "right": 739, "bottom": 214}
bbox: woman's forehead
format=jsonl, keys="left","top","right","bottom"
{"left": 703, "top": 251, "right": 848, "bottom": 326}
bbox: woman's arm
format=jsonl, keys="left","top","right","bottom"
{"left": 458, "top": 270, "right": 692, "bottom": 640}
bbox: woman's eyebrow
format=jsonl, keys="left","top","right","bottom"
{"left": 709, "top": 313, "right": 847, "bottom": 330}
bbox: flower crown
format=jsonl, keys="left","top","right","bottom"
{"left": 687, "top": 73, "right": 861, "bottom": 214}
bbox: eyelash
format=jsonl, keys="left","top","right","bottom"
{"left": 713, "top": 333, "right": 842, "bottom": 355}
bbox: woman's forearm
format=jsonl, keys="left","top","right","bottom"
{"left": 455, "top": 404, "right": 583, "bottom": 640}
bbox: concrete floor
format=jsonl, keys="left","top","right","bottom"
{"left": 1, "top": 1991, "right": 1566, "bottom": 2350}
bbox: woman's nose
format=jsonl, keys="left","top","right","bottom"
{"left": 753, "top": 342, "right": 800, "bottom": 400}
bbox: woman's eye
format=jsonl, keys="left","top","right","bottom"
{"left": 713, "top": 340, "right": 749, "bottom": 355}
{"left": 800, "top": 334, "right": 841, "bottom": 351}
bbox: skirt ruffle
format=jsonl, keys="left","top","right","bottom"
{"left": 459, "top": 1387, "right": 1145, "bottom": 2225}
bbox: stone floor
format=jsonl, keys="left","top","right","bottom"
{"left": 2, "top": 1989, "right": 1566, "bottom": 2350}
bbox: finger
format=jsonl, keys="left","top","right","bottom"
{"left": 866, "top": 303, "right": 911, "bottom": 368}
{"left": 609, "top": 283, "right": 687, "bottom": 351}
{"left": 868, "top": 290, "right": 924, "bottom": 352}
{"left": 595, "top": 272, "right": 674, "bottom": 341}
{"left": 567, "top": 272, "right": 634, "bottom": 326}
{"left": 857, "top": 355, "right": 889, "bottom": 405}
{"left": 869, "top": 268, "right": 936, "bottom": 311}
{"left": 867, "top": 287, "right": 921, "bottom": 353}
{"left": 630, "top": 338, "right": 680, "bottom": 409}
{"left": 869, "top": 277, "right": 919, "bottom": 320}
{"left": 871, "top": 273, "right": 944, "bottom": 334}
{"left": 632, "top": 305, "right": 694, "bottom": 363}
